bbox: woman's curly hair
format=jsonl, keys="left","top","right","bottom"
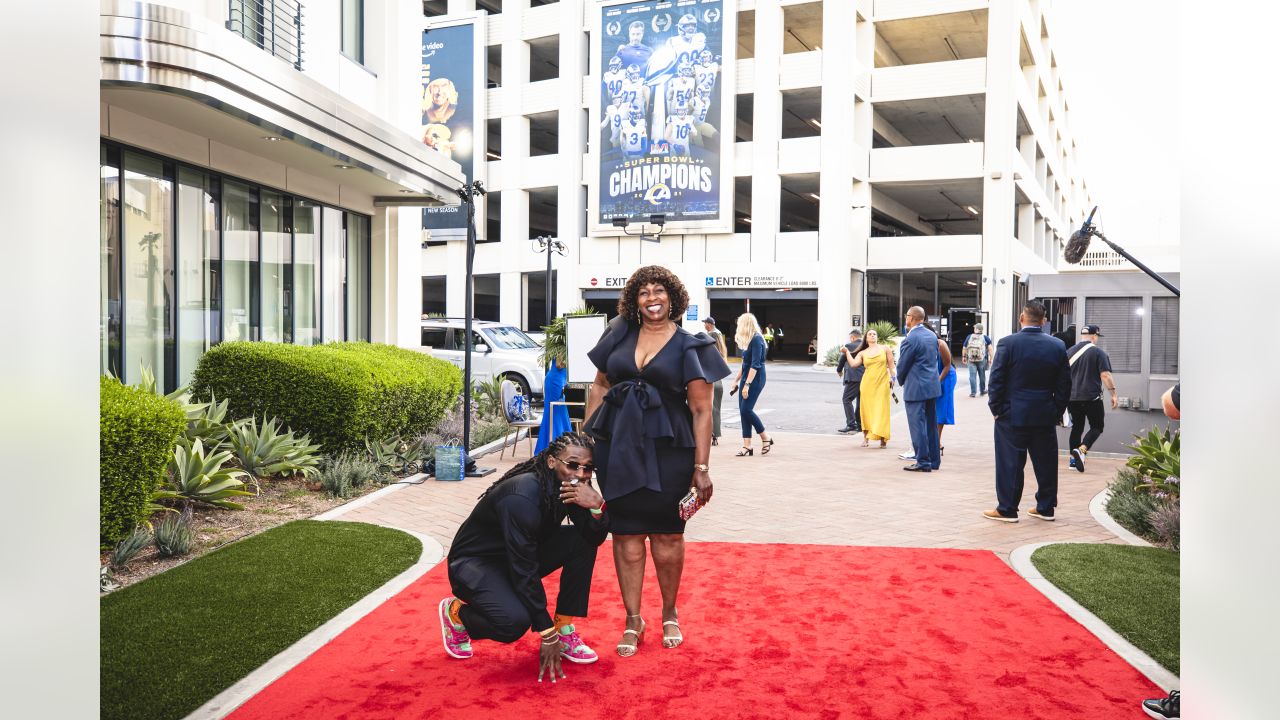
{"left": 617, "top": 265, "right": 689, "bottom": 323}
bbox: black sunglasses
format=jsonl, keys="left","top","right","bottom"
{"left": 552, "top": 457, "right": 596, "bottom": 474}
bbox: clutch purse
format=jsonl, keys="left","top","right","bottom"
{"left": 678, "top": 486, "right": 705, "bottom": 521}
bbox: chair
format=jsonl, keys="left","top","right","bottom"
{"left": 500, "top": 379, "right": 541, "bottom": 459}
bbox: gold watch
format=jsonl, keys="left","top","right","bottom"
{"left": 693, "top": 463, "right": 709, "bottom": 472}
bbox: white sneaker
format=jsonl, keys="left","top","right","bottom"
{"left": 898, "top": 450, "right": 916, "bottom": 460}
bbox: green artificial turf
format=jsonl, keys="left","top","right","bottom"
{"left": 101, "top": 520, "right": 421, "bottom": 720}
{"left": 1031, "top": 543, "right": 1180, "bottom": 674}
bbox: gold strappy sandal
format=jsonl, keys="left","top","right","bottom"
{"left": 617, "top": 615, "right": 645, "bottom": 657}
{"left": 662, "top": 617, "right": 683, "bottom": 649}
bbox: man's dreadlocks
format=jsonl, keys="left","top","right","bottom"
{"left": 477, "top": 432, "right": 596, "bottom": 513}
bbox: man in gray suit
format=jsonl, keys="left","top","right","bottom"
{"left": 835, "top": 328, "right": 863, "bottom": 433}
{"left": 896, "top": 307, "right": 942, "bottom": 472}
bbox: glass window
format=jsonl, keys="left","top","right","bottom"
{"left": 484, "top": 326, "right": 539, "bottom": 350}
{"left": 341, "top": 0, "right": 364, "bottom": 64}
{"left": 345, "top": 212, "right": 369, "bottom": 341}
{"left": 122, "top": 152, "right": 174, "bottom": 387}
{"left": 422, "top": 328, "right": 447, "bottom": 347}
{"left": 294, "top": 200, "right": 321, "bottom": 345}
{"left": 222, "top": 181, "right": 259, "bottom": 342}
{"left": 1085, "top": 296, "right": 1143, "bottom": 373}
{"left": 474, "top": 274, "right": 501, "bottom": 321}
{"left": 177, "top": 169, "right": 219, "bottom": 387}
{"left": 1151, "top": 297, "right": 1179, "bottom": 375}
{"left": 866, "top": 271, "right": 900, "bottom": 327}
{"left": 423, "top": 276, "right": 447, "bottom": 316}
{"left": 261, "top": 190, "right": 292, "bottom": 343}
{"left": 321, "top": 207, "right": 345, "bottom": 342}
{"left": 101, "top": 146, "right": 121, "bottom": 378}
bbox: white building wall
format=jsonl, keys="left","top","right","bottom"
{"left": 416, "top": 0, "right": 1094, "bottom": 344}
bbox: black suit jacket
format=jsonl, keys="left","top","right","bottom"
{"left": 987, "top": 326, "right": 1071, "bottom": 426}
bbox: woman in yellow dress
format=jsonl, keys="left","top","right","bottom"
{"left": 841, "top": 329, "right": 896, "bottom": 448}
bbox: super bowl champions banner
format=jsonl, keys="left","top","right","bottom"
{"left": 593, "top": 0, "right": 735, "bottom": 234}
{"left": 421, "top": 19, "right": 482, "bottom": 234}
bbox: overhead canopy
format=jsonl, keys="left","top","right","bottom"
{"left": 100, "top": 1, "right": 464, "bottom": 206}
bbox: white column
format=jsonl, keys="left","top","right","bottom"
{"left": 981, "top": 0, "right": 1019, "bottom": 338}
{"left": 499, "top": 1, "right": 532, "bottom": 325}
{"left": 750, "top": 0, "right": 783, "bottom": 263}
{"left": 369, "top": 207, "right": 393, "bottom": 342}
{"left": 816, "top": 0, "right": 859, "bottom": 357}
{"left": 556, "top": 2, "right": 587, "bottom": 320}
{"left": 394, "top": 206, "right": 424, "bottom": 347}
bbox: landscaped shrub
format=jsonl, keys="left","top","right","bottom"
{"left": 1105, "top": 468, "right": 1165, "bottom": 540}
{"left": 190, "top": 342, "right": 462, "bottom": 454}
{"left": 1148, "top": 502, "right": 1180, "bottom": 552}
{"left": 100, "top": 376, "right": 187, "bottom": 544}
{"left": 318, "top": 454, "right": 383, "bottom": 498}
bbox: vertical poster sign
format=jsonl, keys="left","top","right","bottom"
{"left": 592, "top": 0, "right": 735, "bottom": 235}
{"left": 421, "top": 20, "right": 480, "bottom": 234}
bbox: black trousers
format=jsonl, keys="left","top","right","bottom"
{"left": 841, "top": 381, "right": 862, "bottom": 430}
{"left": 448, "top": 526, "right": 598, "bottom": 643}
{"left": 1067, "top": 399, "right": 1106, "bottom": 450}
{"left": 993, "top": 418, "right": 1058, "bottom": 516}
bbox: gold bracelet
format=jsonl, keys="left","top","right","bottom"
{"left": 693, "top": 463, "right": 709, "bottom": 472}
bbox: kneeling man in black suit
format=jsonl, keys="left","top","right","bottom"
{"left": 984, "top": 300, "right": 1071, "bottom": 522}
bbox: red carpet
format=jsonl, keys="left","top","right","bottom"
{"left": 228, "top": 543, "right": 1160, "bottom": 719}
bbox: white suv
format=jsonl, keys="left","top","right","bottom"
{"left": 420, "top": 319, "right": 545, "bottom": 398}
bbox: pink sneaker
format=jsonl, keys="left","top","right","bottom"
{"left": 438, "top": 597, "right": 473, "bottom": 659}
{"left": 558, "top": 624, "right": 599, "bottom": 664}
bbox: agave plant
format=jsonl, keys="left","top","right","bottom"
{"left": 185, "top": 395, "right": 232, "bottom": 450}
{"left": 865, "top": 320, "right": 900, "bottom": 346}
{"left": 1127, "top": 425, "right": 1181, "bottom": 498}
{"left": 154, "top": 438, "right": 255, "bottom": 510}
{"left": 136, "top": 363, "right": 208, "bottom": 420}
{"left": 226, "top": 417, "right": 323, "bottom": 486}
{"left": 365, "top": 434, "right": 424, "bottom": 476}
{"left": 471, "top": 376, "right": 507, "bottom": 421}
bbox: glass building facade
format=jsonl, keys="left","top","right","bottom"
{"left": 100, "top": 141, "right": 371, "bottom": 392}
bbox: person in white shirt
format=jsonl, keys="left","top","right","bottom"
{"left": 599, "top": 93, "right": 627, "bottom": 148}
{"left": 665, "top": 105, "right": 697, "bottom": 156}
{"left": 619, "top": 103, "right": 648, "bottom": 158}
{"left": 602, "top": 56, "right": 627, "bottom": 101}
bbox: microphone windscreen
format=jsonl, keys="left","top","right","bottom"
{"left": 1063, "top": 229, "right": 1092, "bottom": 264}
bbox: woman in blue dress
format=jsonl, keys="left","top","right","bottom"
{"left": 534, "top": 356, "right": 572, "bottom": 455}
{"left": 583, "top": 265, "right": 730, "bottom": 657}
{"left": 935, "top": 337, "right": 956, "bottom": 455}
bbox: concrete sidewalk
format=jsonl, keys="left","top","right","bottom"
{"left": 336, "top": 393, "right": 1128, "bottom": 563}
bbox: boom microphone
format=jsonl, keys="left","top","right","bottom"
{"left": 1063, "top": 205, "right": 1098, "bottom": 264}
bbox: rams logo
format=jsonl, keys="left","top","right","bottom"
{"left": 643, "top": 183, "right": 672, "bottom": 206}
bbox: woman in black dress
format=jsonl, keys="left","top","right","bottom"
{"left": 583, "top": 265, "right": 730, "bottom": 656}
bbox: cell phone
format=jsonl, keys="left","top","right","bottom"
{"left": 729, "top": 385, "right": 737, "bottom": 396}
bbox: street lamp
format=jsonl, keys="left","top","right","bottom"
{"left": 532, "top": 235, "right": 567, "bottom": 328}
{"left": 457, "top": 180, "right": 495, "bottom": 477}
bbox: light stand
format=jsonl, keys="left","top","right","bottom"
{"left": 532, "top": 235, "right": 567, "bottom": 328}
{"left": 458, "top": 180, "right": 495, "bottom": 477}
{"left": 611, "top": 214, "right": 667, "bottom": 243}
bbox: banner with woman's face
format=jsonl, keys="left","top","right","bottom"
{"left": 421, "top": 20, "right": 479, "bottom": 233}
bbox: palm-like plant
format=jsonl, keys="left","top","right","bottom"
{"left": 225, "top": 417, "right": 323, "bottom": 487}
{"left": 539, "top": 305, "right": 597, "bottom": 370}
{"left": 471, "top": 376, "right": 507, "bottom": 420}
{"left": 865, "top": 320, "right": 901, "bottom": 347}
{"left": 153, "top": 438, "right": 255, "bottom": 510}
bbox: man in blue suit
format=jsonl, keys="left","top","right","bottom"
{"left": 984, "top": 300, "right": 1072, "bottom": 522}
{"left": 896, "top": 306, "right": 942, "bottom": 472}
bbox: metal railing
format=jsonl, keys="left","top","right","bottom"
{"left": 226, "top": 0, "right": 305, "bottom": 70}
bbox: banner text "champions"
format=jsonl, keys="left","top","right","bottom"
{"left": 608, "top": 162, "right": 713, "bottom": 197}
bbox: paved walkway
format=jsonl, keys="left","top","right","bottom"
{"left": 338, "top": 393, "right": 1127, "bottom": 563}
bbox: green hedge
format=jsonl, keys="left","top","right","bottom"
{"left": 100, "top": 376, "right": 186, "bottom": 544}
{"left": 190, "top": 342, "right": 462, "bottom": 453}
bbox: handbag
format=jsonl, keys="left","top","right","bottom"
{"left": 678, "top": 486, "right": 705, "bottom": 521}
{"left": 433, "top": 441, "right": 466, "bottom": 481}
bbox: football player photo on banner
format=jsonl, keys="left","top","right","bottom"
{"left": 421, "top": 18, "right": 483, "bottom": 234}
{"left": 592, "top": 0, "right": 735, "bottom": 234}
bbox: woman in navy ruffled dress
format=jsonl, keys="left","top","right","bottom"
{"left": 583, "top": 265, "right": 730, "bottom": 657}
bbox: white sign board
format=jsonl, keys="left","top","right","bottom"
{"left": 565, "top": 314, "right": 609, "bottom": 385}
